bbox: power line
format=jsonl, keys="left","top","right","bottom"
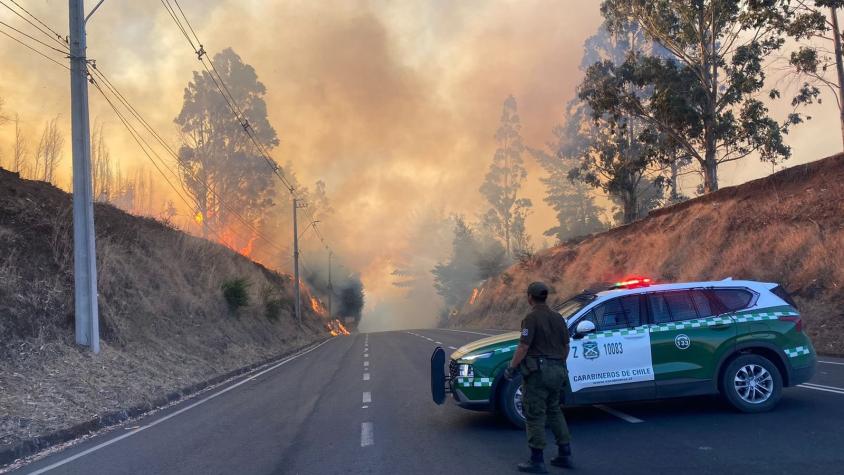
{"left": 0, "top": 0, "right": 67, "bottom": 49}
{"left": 0, "top": 26, "right": 69, "bottom": 70}
{"left": 0, "top": 19, "right": 68, "bottom": 54}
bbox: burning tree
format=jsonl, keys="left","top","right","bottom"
{"left": 174, "top": 48, "right": 278, "bottom": 250}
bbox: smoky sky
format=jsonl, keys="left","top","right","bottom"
{"left": 1, "top": 1, "right": 840, "bottom": 330}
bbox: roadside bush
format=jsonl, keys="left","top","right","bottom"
{"left": 221, "top": 277, "right": 251, "bottom": 313}
{"left": 262, "top": 284, "right": 284, "bottom": 321}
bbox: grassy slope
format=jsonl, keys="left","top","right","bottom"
{"left": 0, "top": 169, "right": 327, "bottom": 448}
{"left": 450, "top": 154, "right": 844, "bottom": 355}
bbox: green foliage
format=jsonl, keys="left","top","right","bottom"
{"left": 261, "top": 285, "right": 283, "bottom": 321}
{"left": 480, "top": 95, "right": 532, "bottom": 256}
{"left": 596, "top": 0, "right": 804, "bottom": 192}
{"left": 221, "top": 277, "right": 251, "bottom": 313}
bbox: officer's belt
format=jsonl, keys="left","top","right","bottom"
{"left": 528, "top": 356, "right": 566, "bottom": 365}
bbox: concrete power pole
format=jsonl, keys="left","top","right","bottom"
{"left": 328, "top": 250, "right": 332, "bottom": 321}
{"left": 69, "top": 0, "right": 100, "bottom": 353}
{"left": 292, "top": 198, "right": 307, "bottom": 325}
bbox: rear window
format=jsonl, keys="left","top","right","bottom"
{"left": 771, "top": 285, "right": 798, "bottom": 309}
{"left": 712, "top": 289, "right": 755, "bottom": 312}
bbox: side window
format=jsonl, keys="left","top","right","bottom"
{"left": 648, "top": 291, "right": 698, "bottom": 323}
{"left": 590, "top": 296, "right": 641, "bottom": 331}
{"left": 664, "top": 292, "right": 698, "bottom": 321}
{"left": 647, "top": 294, "right": 671, "bottom": 324}
{"left": 713, "top": 289, "right": 754, "bottom": 312}
{"left": 690, "top": 290, "right": 714, "bottom": 317}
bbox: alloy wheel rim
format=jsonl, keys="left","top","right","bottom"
{"left": 515, "top": 385, "right": 525, "bottom": 420}
{"left": 734, "top": 363, "right": 773, "bottom": 404}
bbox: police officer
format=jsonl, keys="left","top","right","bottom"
{"left": 504, "top": 282, "right": 572, "bottom": 473}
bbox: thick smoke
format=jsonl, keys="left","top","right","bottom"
{"left": 1, "top": 1, "right": 837, "bottom": 330}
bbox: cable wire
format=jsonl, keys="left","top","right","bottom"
{"left": 0, "top": 0, "right": 67, "bottom": 49}
{"left": 0, "top": 26, "right": 68, "bottom": 70}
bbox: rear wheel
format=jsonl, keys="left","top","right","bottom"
{"left": 721, "top": 354, "right": 782, "bottom": 413}
{"left": 500, "top": 374, "right": 526, "bottom": 429}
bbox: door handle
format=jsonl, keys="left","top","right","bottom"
{"left": 711, "top": 323, "right": 731, "bottom": 330}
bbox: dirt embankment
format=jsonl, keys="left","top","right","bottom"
{"left": 0, "top": 169, "right": 328, "bottom": 451}
{"left": 450, "top": 154, "right": 844, "bottom": 355}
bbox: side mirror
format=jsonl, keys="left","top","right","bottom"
{"left": 573, "top": 320, "right": 596, "bottom": 340}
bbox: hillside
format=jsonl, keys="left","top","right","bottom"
{"left": 0, "top": 169, "right": 328, "bottom": 454}
{"left": 450, "top": 154, "right": 844, "bottom": 355}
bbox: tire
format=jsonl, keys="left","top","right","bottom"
{"left": 500, "top": 373, "right": 526, "bottom": 429}
{"left": 721, "top": 354, "right": 783, "bottom": 413}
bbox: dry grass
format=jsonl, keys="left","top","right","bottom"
{"left": 452, "top": 154, "right": 844, "bottom": 355}
{"left": 0, "top": 169, "right": 327, "bottom": 449}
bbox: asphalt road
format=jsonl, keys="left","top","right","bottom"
{"left": 7, "top": 329, "right": 844, "bottom": 475}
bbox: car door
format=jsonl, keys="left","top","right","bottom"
{"left": 567, "top": 295, "right": 656, "bottom": 405}
{"left": 647, "top": 289, "right": 737, "bottom": 397}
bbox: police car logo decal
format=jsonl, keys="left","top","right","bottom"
{"left": 521, "top": 329, "right": 529, "bottom": 336}
{"left": 675, "top": 334, "right": 691, "bottom": 350}
{"left": 582, "top": 341, "right": 600, "bottom": 359}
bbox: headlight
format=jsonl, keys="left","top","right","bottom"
{"left": 458, "top": 364, "right": 473, "bottom": 378}
{"left": 462, "top": 351, "right": 493, "bottom": 361}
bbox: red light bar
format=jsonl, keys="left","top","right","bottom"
{"left": 612, "top": 276, "right": 653, "bottom": 289}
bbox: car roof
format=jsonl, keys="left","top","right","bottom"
{"left": 593, "top": 279, "right": 777, "bottom": 299}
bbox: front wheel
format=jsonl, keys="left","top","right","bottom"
{"left": 500, "top": 374, "right": 526, "bottom": 429}
{"left": 721, "top": 354, "right": 783, "bottom": 413}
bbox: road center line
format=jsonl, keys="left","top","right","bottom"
{"left": 363, "top": 373, "right": 370, "bottom": 381}
{"left": 363, "top": 361, "right": 369, "bottom": 367}
{"left": 435, "top": 341, "right": 442, "bottom": 344}
{"left": 594, "top": 404, "right": 644, "bottom": 423}
{"left": 22, "top": 338, "right": 336, "bottom": 475}
{"left": 361, "top": 422, "right": 374, "bottom": 447}
{"left": 362, "top": 392, "right": 371, "bottom": 404}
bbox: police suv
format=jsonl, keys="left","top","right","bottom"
{"left": 431, "top": 278, "right": 817, "bottom": 428}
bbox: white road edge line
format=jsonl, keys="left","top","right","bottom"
{"left": 362, "top": 392, "right": 372, "bottom": 404}
{"left": 363, "top": 373, "right": 370, "bottom": 381}
{"left": 798, "top": 384, "right": 844, "bottom": 395}
{"left": 23, "top": 338, "right": 336, "bottom": 475}
{"left": 818, "top": 360, "right": 844, "bottom": 366}
{"left": 594, "top": 404, "right": 644, "bottom": 423}
{"left": 361, "top": 422, "right": 374, "bottom": 447}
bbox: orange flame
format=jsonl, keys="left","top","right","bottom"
{"left": 469, "top": 287, "right": 480, "bottom": 305}
{"left": 310, "top": 296, "right": 327, "bottom": 316}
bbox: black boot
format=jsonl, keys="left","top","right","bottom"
{"left": 517, "top": 448, "right": 548, "bottom": 473}
{"left": 549, "top": 443, "right": 573, "bottom": 468}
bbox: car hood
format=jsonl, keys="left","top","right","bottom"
{"left": 451, "top": 331, "right": 520, "bottom": 360}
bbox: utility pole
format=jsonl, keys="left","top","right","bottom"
{"left": 292, "top": 197, "right": 307, "bottom": 325}
{"left": 69, "top": 0, "right": 100, "bottom": 353}
{"left": 328, "top": 250, "right": 332, "bottom": 321}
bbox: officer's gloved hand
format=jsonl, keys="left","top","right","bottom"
{"left": 504, "top": 366, "right": 517, "bottom": 381}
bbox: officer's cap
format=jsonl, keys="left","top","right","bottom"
{"left": 527, "top": 282, "right": 549, "bottom": 301}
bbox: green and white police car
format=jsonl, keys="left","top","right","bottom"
{"left": 431, "top": 278, "right": 817, "bottom": 428}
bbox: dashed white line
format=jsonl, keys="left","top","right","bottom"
{"left": 20, "top": 338, "right": 336, "bottom": 475}
{"left": 435, "top": 341, "right": 442, "bottom": 345}
{"left": 361, "top": 422, "right": 374, "bottom": 447}
{"left": 594, "top": 404, "right": 644, "bottom": 423}
{"left": 363, "top": 373, "right": 370, "bottom": 381}
{"left": 448, "top": 346, "right": 457, "bottom": 350}
{"left": 364, "top": 361, "right": 369, "bottom": 367}
{"left": 818, "top": 360, "right": 844, "bottom": 366}
{"left": 362, "top": 392, "right": 372, "bottom": 403}
{"left": 364, "top": 353, "right": 369, "bottom": 358}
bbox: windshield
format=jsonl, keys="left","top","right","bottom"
{"left": 554, "top": 294, "right": 596, "bottom": 320}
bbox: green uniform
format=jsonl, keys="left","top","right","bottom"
{"left": 519, "top": 303, "right": 571, "bottom": 449}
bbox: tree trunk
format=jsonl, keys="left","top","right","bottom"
{"left": 669, "top": 159, "right": 679, "bottom": 203}
{"left": 831, "top": 7, "right": 844, "bottom": 151}
{"left": 622, "top": 189, "right": 638, "bottom": 224}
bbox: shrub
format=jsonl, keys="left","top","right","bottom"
{"left": 221, "top": 277, "right": 251, "bottom": 313}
